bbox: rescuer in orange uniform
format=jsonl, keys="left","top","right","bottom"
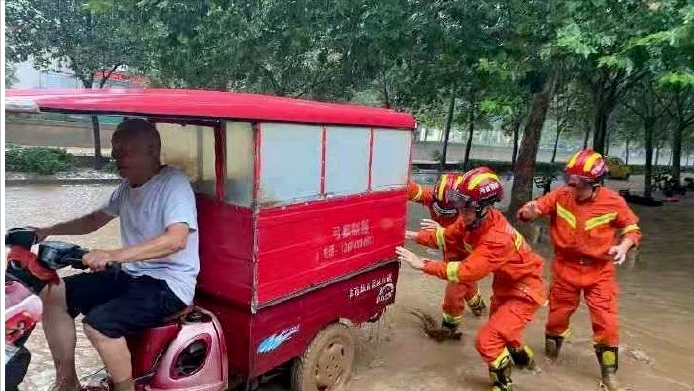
{"left": 407, "top": 174, "right": 487, "bottom": 333}
{"left": 399, "top": 167, "right": 546, "bottom": 391}
{"left": 516, "top": 149, "right": 642, "bottom": 391}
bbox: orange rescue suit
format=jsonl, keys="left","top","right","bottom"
{"left": 407, "top": 180, "right": 481, "bottom": 325}
{"left": 533, "top": 186, "right": 642, "bottom": 346}
{"left": 417, "top": 209, "right": 546, "bottom": 363}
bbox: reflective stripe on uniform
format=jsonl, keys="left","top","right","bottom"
{"left": 585, "top": 212, "right": 618, "bottom": 231}
{"left": 463, "top": 240, "right": 473, "bottom": 253}
{"left": 411, "top": 184, "right": 424, "bottom": 202}
{"left": 491, "top": 348, "right": 511, "bottom": 369}
{"left": 513, "top": 230, "right": 524, "bottom": 250}
{"left": 442, "top": 312, "right": 463, "bottom": 325}
{"left": 446, "top": 262, "right": 460, "bottom": 283}
{"left": 435, "top": 227, "right": 447, "bottom": 251}
{"left": 467, "top": 172, "right": 500, "bottom": 190}
{"left": 621, "top": 224, "right": 640, "bottom": 235}
{"left": 556, "top": 203, "right": 577, "bottom": 229}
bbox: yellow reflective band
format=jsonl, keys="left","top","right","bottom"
{"left": 566, "top": 151, "right": 580, "bottom": 168}
{"left": 602, "top": 350, "right": 616, "bottom": 366}
{"left": 556, "top": 203, "right": 577, "bottom": 229}
{"left": 412, "top": 184, "right": 423, "bottom": 202}
{"left": 622, "top": 224, "right": 640, "bottom": 235}
{"left": 467, "top": 172, "right": 500, "bottom": 190}
{"left": 513, "top": 231, "right": 524, "bottom": 250}
{"left": 555, "top": 328, "right": 572, "bottom": 339}
{"left": 585, "top": 212, "right": 618, "bottom": 231}
{"left": 521, "top": 344, "right": 534, "bottom": 360}
{"left": 442, "top": 312, "right": 463, "bottom": 324}
{"left": 437, "top": 174, "right": 449, "bottom": 201}
{"left": 466, "top": 290, "right": 483, "bottom": 306}
{"left": 453, "top": 175, "right": 464, "bottom": 190}
{"left": 583, "top": 152, "right": 602, "bottom": 172}
{"left": 446, "top": 262, "right": 460, "bottom": 283}
{"left": 435, "top": 227, "right": 447, "bottom": 252}
{"left": 463, "top": 240, "right": 473, "bottom": 253}
{"left": 491, "top": 348, "right": 511, "bottom": 369}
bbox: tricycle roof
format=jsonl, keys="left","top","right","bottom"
{"left": 4, "top": 88, "right": 416, "bottom": 129}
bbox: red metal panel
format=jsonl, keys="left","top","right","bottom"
{"left": 195, "top": 296, "right": 253, "bottom": 384}
{"left": 254, "top": 190, "right": 407, "bottom": 305}
{"left": 195, "top": 196, "right": 255, "bottom": 306}
{"left": 5, "top": 89, "right": 416, "bottom": 129}
{"left": 249, "top": 261, "right": 399, "bottom": 378}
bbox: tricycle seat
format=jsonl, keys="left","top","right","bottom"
{"left": 126, "top": 305, "right": 194, "bottom": 377}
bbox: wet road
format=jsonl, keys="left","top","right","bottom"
{"left": 5, "top": 181, "right": 694, "bottom": 390}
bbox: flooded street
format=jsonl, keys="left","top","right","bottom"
{"left": 5, "top": 180, "right": 694, "bottom": 390}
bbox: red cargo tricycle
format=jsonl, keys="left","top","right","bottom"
{"left": 4, "top": 89, "right": 416, "bottom": 390}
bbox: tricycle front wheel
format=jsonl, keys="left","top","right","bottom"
{"left": 290, "top": 323, "right": 355, "bottom": 391}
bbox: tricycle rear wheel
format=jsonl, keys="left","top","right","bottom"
{"left": 290, "top": 323, "right": 355, "bottom": 391}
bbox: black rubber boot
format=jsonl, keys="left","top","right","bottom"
{"left": 467, "top": 293, "right": 487, "bottom": 317}
{"left": 509, "top": 344, "right": 535, "bottom": 370}
{"left": 595, "top": 344, "right": 619, "bottom": 391}
{"left": 489, "top": 351, "right": 514, "bottom": 391}
{"left": 545, "top": 332, "right": 568, "bottom": 360}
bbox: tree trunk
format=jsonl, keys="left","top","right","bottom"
{"left": 625, "top": 138, "right": 629, "bottom": 165}
{"left": 672, "top": 123, "right": 683, "bottom": 183}
{"left": 655, "top": 147, "right": 660, "bottom": 166}
{"left": 463, "top": 103, "right": 475, "bottom": 170}
{"left": 80, "top": 78, "right": 104, "bottom": 169}
{"left": 511, "top": 116, "right": 521, "bottom": 171}
{"left": 382, "top": 70, "right": 391, "bottom": 109}
{"left": 90, "top": 116, "right": 105, "bottom": 169}
{"left": 644, "top": 120, "right": 654, "bottom": 198}
{"left": 592, "top": 101, "right": 616, "bottom": 154}
{"left": 551, "top": 126, "right": 561, "bottom": 163}
{"left": 583, "top": 119, "right": 591, "bottom": 149}
{"left": 440, "top": 85, "right": 456, "bottom": 170}
{"left": 509, "top": 71, "right": 557, "bottom": 226}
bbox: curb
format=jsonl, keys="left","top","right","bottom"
{"left": 5, "top": 178, "right": 121, "bottom": 186}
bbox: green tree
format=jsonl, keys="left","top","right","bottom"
{"left": 553, "top": 0, "right": 692, "bottom": 154}
{"left": 6, "top": 0, "right": 144, "bottom": 168}
{"left": 5, "top": 63, "right": 18, "bottom": 87}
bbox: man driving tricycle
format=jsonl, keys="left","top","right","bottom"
{"left": 5, "top": 88, "right": 415, "bottom": 391}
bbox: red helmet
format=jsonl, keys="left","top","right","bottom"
{"left": 432, "top": 173, "right": 463, "bottom": 216}
{"left": 447, "top": 166, "right": 504, "bottom": 211}
{"left": 564, "top": 149, "right": 607, "bottom": 185}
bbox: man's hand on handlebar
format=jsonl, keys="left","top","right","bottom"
{"left": 83, "top": 250, "right": 117, "bottom": 272}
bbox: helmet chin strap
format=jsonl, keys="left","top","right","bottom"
{"left": 467, "top": 207, "right": 490, "bottom": 230}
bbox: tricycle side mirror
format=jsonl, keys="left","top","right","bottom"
{"left": 5, "top": 228, "right": 38, "bottom": 250}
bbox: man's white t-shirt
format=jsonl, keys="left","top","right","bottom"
{"left": 102, "top": 165, "right": 199, "bottom": 304}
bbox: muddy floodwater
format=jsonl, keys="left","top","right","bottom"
{"left": 5, "top": 178, "right": 694, "bottom": 391}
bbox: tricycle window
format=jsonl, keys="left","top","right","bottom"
{"left": 225, "top": 121, "right": 254, "bottom": 207}
{"left": 157, "top": 122, "right": 216, "bottom": 197}
{"left": 371, "top": 129, "right": 411, "bottom": 190}
{"left": 325, "top": 126, "right": 370, "bottom": 197}
{"left": 259, "top": 123, "right": 322, "bottom": 205}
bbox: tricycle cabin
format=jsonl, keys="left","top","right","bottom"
{"left": 157, "top": 120, "right": 413, "bottom": 307}
{"left": 4, "top": 90, "right": 415, "bottom": 308}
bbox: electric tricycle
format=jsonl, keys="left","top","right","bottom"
{"left": 4, "top": 89, "right": 416, "bottom": 390}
